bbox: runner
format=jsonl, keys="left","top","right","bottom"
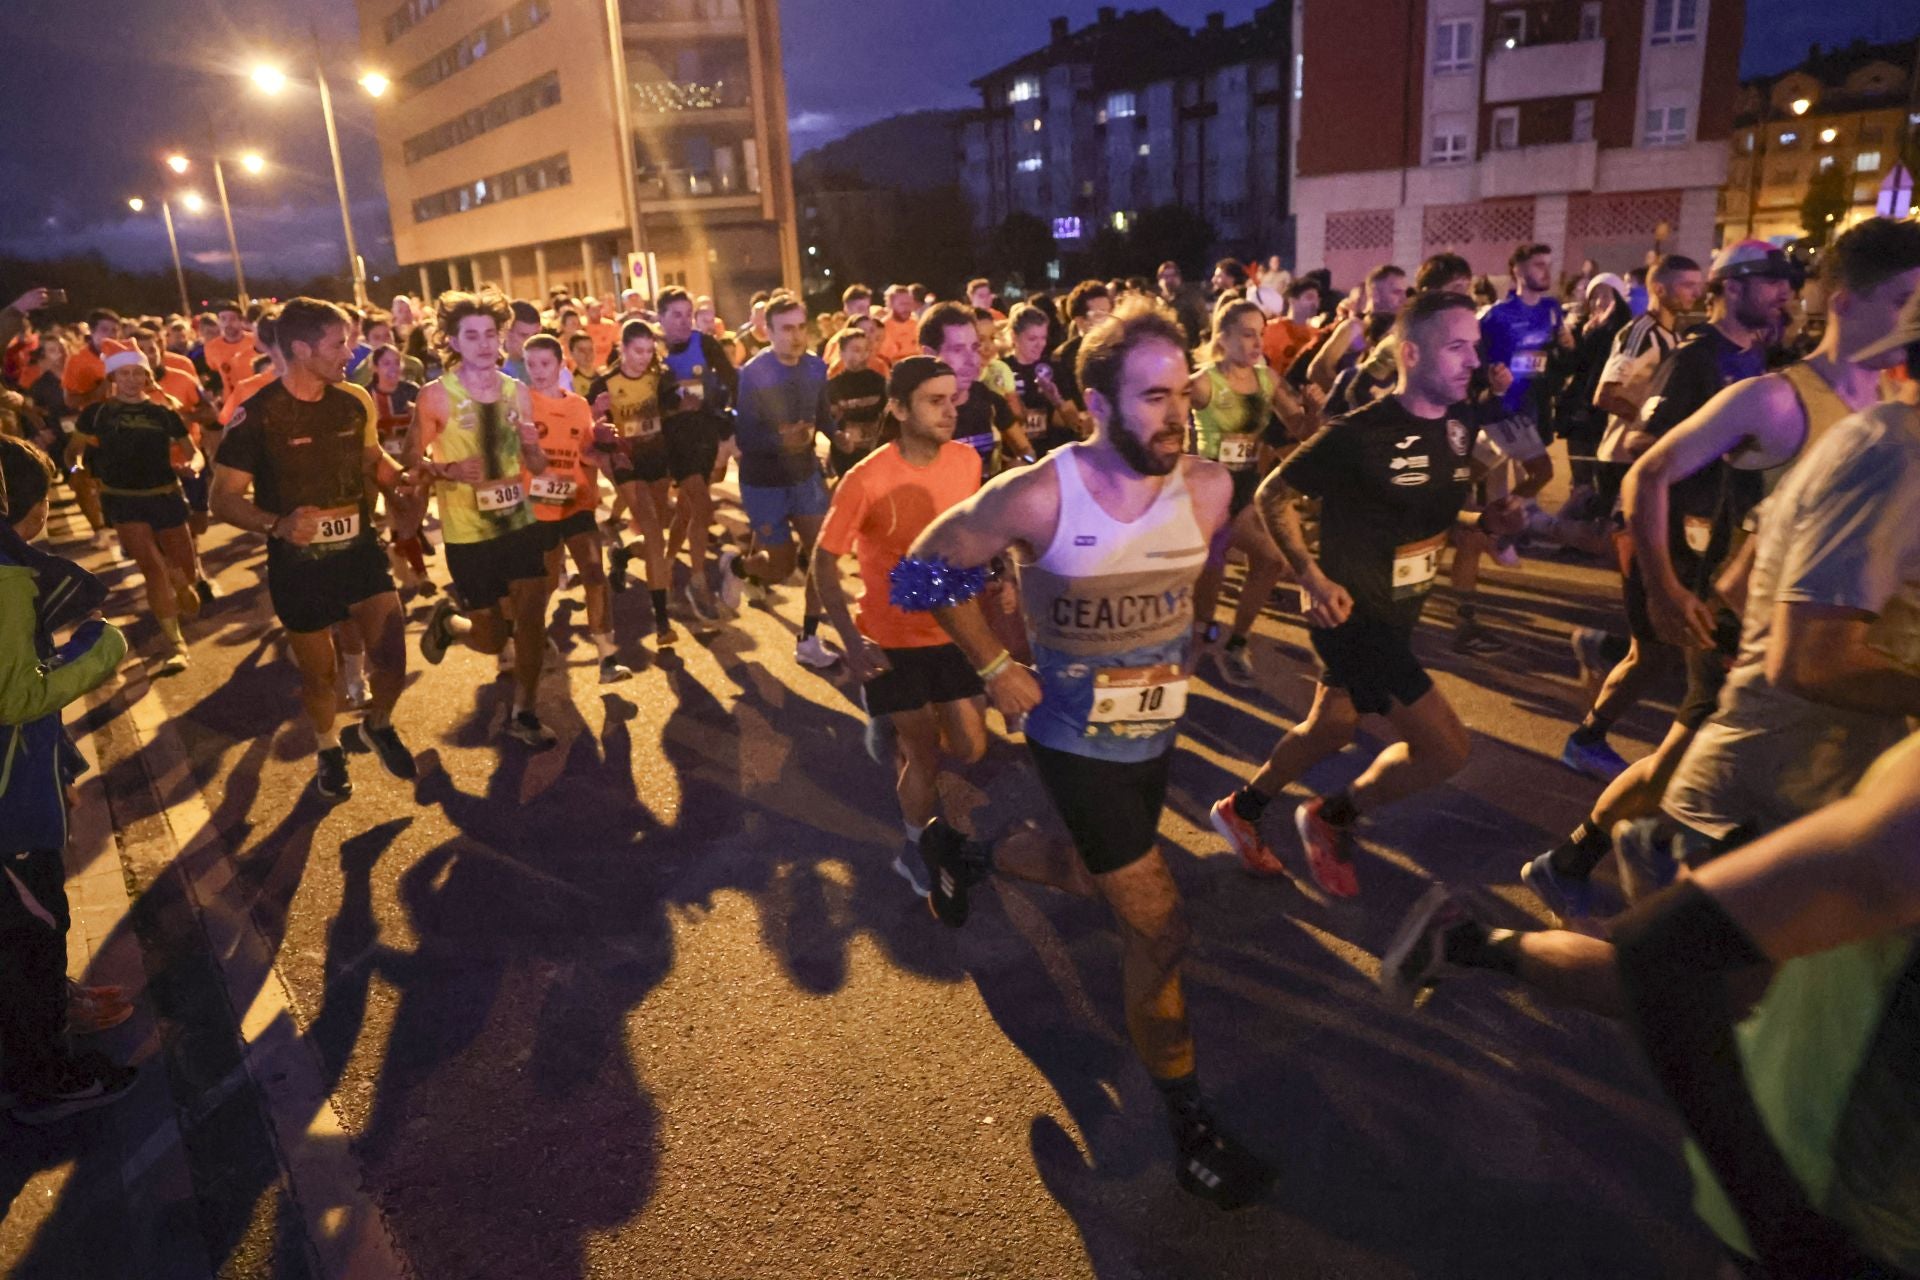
{"left": 893, "top": 296, "right": 1267, "bottom": 1208}
{"left": 1261, "top": 277, "right": 1322, "bottom": 375}
{"left": 130, "top": 326, "right": 218, "bottom": 547}
{"left": 411, "top": 289, "right": 561, "bottom": 750}
{"left": 59, "top": 309, "right": 122, "bottom": 411}
{"left": 876, "top": 285, "right": 920, "bottom": 366}
{"left": 919, "top": 301, "right": 1026, "bottom": 476}
{"left": 975, "top": 307, "right": 1017, "bottom": 404}
{"left": 202, "top": 301, "right": 263, "bottom": 398}
{"left": 1475, "top": 242, "right": 1565, "bottom": 510}
{"left": 1209, "top": 291, "right": 1527, "bottom": 896}
{"left": 1049, "top": 281, "right": 1115, "bottom": 439}
{"left": 966, "top": 278, "right": 1004, "bottom": 320}
{"left": 1188, "top": 298, "right": 1309, "bottom": 688}
{"left": 814, "top": 356, "right": 986, "bottom": 894}
{"left": 656, "top": 285, "right": 736, "bottom": 622}
{"left": 68, "top": 348, "right": 203, "bottom": 673}
{"left": 1307, "top": 266, "right": 1406, "bottom": 392}
{"left": 584, "top": 298, "right": 619, "bottom": 370}
{"left": 367, "top": 343, "right": 432, "bottom": 595}
{"left": 824, "top": 325, "right": 885, "bottom": 481}
{"left": 210, "top": 297, "right": 418, "bottom": 799}
{"left": 585, "top": 319, "right": 681, "bottom": 646}
{"left": 523, "top": 333, "right": 632, "bottom": 683}
{"left": 1001, "top": 304, "right": 1076, "bottom": 457}
{"left": 717, "top": 294, "right": 841, "bottom": 669}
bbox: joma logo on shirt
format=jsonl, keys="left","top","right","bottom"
{"left": 1051, "top": 586, "right": 1190, "bottom": 632}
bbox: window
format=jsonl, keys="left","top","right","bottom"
{"left": 1106, "top": 92, "right": 1136, "bottom": 119}
{"left": 1644, "top": 105, "right": 1688, "bottom": 147}
{"left": 384, "top": 0, "right": 446, "bottom": 42}
{"left": 1777, "top": 130, "right": 1799, "bottom": 146}
{"left": 1649, "top": 0, "right": 1699, "bottom": 46}
{"left": 1491, "top": 107, "right": 1520, "bottom": 151}
{"left": 413, "top": 152, "right": 571, "bottom": 222}
{"left": 1855, "top": 150, "right": 1883, "bottom": 173}
{"left": 1573, "top": 99, "right": 1595, "bottom": 142}
{"left": 401, "top": 0, "right": 551, "bottom": 96}
{"left": 1009, "top": 77, "right": 1041, "bottom": 104}
{"left": 1028, "top": 118, "right": 1044, "bottom": 133}
{"left": 403, "top": 72, "right": 562, "bottom": 164}
{"left": 1818, "top": 155, "right": 1837, "bottom": 174}
{"left": 1293, "top": 52, "right": 1303, "bottom": 99}
{"left": 1433, "top": 19, "right": 1475, "bottom": 74}
{"left": 1112, "top": 211, "right": 1132, "bottom": 232}
{"left": 1430, "top": 132, "right": 1469, "bottom": 165}
{"left": 1578, "top": 2, "right": 1602, "bottom": 40}
{"left": 1861, "top": 125, "right": 1885, "bottom": 143}
{"left": 1495, "top": 9, "right": 1526, "bottom": 49}
{"left": 1743, "top": 131, "right": 1756, "bottom": 152}
{"left": 1016, "top": 155, "right": 1043, "bottom": 173}
{"left": 1137, "top": 142, "right": 1151, "bottom": 156}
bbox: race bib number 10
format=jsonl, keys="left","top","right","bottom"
{"left": 1088, "top": 663, "right": 1188, "bottom": 735}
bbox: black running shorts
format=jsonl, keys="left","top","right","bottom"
{"left": 862, "top": 643, "right": 983, "bottom": 718}
{"left": 444, "top": 521, "right": 548, "bottom": 609}
{"left": 267, "top": 539, "right": 394, "bottom": 635}
{"left": 101, "top": 489, "right": 189, "bottom": 532}
{"left": 1310, "top": 612, "right": 1433, "bottom": 715}
{"left": 1027, "top": 740, "right": 1171, "bottom": 876}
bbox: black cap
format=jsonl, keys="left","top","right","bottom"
{"left": 887, "top": 355, "right": 956, "bottom": 402}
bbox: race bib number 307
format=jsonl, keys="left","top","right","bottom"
{"left": 312, "top": 505, "right": 361, "bottom": 546}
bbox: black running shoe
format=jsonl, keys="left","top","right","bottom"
{"left": 344, "top": 721, "right": 417, "bottom": 781}
{"left": 607, "top": 542, "right": 630, "bottom": 594}
{"left": 502, "top": 709, "right": 558, "bottom": 750}
{"left": 918, "top": 818, "right": 992, "bottom": 928}
{"left": 1170, "top": 1102, "right": 1274, "bottom": 1211}
{"left": 193, "top": 578, "right": 219, "bottom": 609}
{"left": 314, "top": 746, "right": 352, "bottom": 801}
{"left": 420, "top": 597, "right": 457, "bottom": 665}
{"left": 9, "top": 1052, "right": 137, "bottom": 1126}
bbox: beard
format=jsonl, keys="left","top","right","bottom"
{"left": 1113, "top": 424, "right": 1182, "bottom": 476}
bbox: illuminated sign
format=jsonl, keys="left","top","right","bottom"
{"left": 1052, "top": 216, "right": 1082, "bottom": 240}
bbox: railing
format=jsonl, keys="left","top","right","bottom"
{"left": 630, "top": 78, "right": 750, "bottom": 114}
{"left": 621, "top": 0, "right": 742, "bottom": 24}
{"left": 634, "top": 165, "right": 761, "bottom": 201}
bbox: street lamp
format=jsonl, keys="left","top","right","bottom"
{"left": 1791, "top": 98, "right": 1811, "bottom": 116}
{"left": 180, "top": 192, "right": 207, "bottom": 213}
{"left": 127, "top": 197, "right": 145, "bottom": 213}
{"left": 166, "top": 153, "right": 190, "bottom": 175}
{"left": 240, "top": 151, "right": 266, "bottom": 175}
{"left": 164, "top": 151, "right": 261, "bottom": 306}
{"left": 246, "top": 51, "right": 386, "bottom": 308}
{"left": 130, "top": 195, "right": 194, "bottom": 315}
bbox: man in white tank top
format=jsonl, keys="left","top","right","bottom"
{"left": 892, "top": 298, "right": 1271, "bottom": 1209}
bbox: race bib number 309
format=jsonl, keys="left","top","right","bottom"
{"left": 476, "top": 479, "right": 525, "bottom": 512}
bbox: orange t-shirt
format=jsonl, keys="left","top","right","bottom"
{"left": 586, "top": 320, "right": 620, "bottom": 371}
{"left": 1262, "top": 318, "right": 1317, "bottom": 373}
{"left": 204, "top": 333, "right": 264, "bottom": 392}
{"left": 876, "top": 314, "right": 920, "bottom": 366}
{"left": 61, "top": 343, "right": 109, "bottom": 405}
{"left": 162, "top": 351, "right": 200, "bottom": 385}
{"left": 220, "top": 370, "right": 276, "bottom": 426}
{"left": 149, "top": 371, "right": 204, "bottom": 443}
{"left": 527, "top": 388, "right": 600, "bottom": 522}
{"left": 817, "top": 439, "right": 982, "bottom": 649}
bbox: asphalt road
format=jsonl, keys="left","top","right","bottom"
{"left": 17, "top": 469, "right": 1729, "bottom": 1279}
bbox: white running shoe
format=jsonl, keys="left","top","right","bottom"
{"left": 716, "top": 550, "right": 745, "bottom": 611}
{"left": 795, "top": 635, "right": 841, "bottom": 669}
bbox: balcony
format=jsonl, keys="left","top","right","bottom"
{"left": 1483, "top": 38, "right": 1604, "bottom": 103}
{"left": 630, "top": 77, "right": 752, "bottom": 124}
{"left": 620, "top": 0, "right": 744, "bottom": 37}
{"left": 1477, "top": 139, "right": 1598, "bottom": 198}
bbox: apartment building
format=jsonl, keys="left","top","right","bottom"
{"left": 958, "top": 5, "right": 1293, "bottom": 265}
{"left": 356, "top": 0, "right": 800, "bottom": 314}
{"left": 1292, "top": 0, "right": 1742, "bottom": 289}
{"left": 1721, "top": 41, "right": 1919, "bottom": 244}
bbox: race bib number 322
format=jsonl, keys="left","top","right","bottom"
{"left": 529, "top": 472, "right": 577, "bottom": 506}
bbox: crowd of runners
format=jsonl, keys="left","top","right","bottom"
{"left": 2, "top": 217, "right": 1917, "bottom": 1276}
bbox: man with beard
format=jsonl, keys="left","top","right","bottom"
{"left": 893, "top": 298, "right": 1269, "bottom": 1210}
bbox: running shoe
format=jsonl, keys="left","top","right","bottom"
{"left": 343, "top": 721, "right": 417, "bottom": 781}
{"left": 1568, "top": 626, "right": 1611, "bottom": 692}
{"left": 1294, "top": 798, "right": 1359, "bottom": 898}
{"left": 1207, "top": 643, "right": 1258, "bottom": 690}
{"left": 8, "top": 1052, "right": 137, "bottom": 1126}
{"left": 193, "top": 578, "right": 220, "bottom": 608}
{"left": 607, "top": 542, "right": 630, "bottom": 594}
{"left": 174, "top": 580, "right": 202, "bottom": 618}
{"left": 744, "top": 578, "right": 771, "bottom": 607}
{"left": 919, "top": 818, "right": 992, "bottom": 927}
{"left": 599, "top": 656, "right": 634, "bottom": 684}
{"left": 1560, "top": 731, "right": 1629, "bottom": 782}
{"left": 795, "top": 635, "right": 842, "bottom": 670}
{"left": 1378, "top": 882, "right": 1472, "bottom": 1009}
{"left": 1612, "top": 817, "right": 1680, "bottom": 900}
{"left": 420, "top": 597, "right": 457, "bottom": 665}
{"left": 715, "top": 549, "right": 745, "bottom": 612}
{"left": 892, "top": 845, "right": 932, "bottom": 897}
{"left": 314, "top": 746, "right": 352, "bottom": 801}
{"left": 651, "top": 618, "right": 679, "bottom": 650}
{"left": 682, "top": 583, "right": 722, "bottom": 629}
{"left": 1208, "top": 795, "right": 1288, "bottom": 878}
{"left": 65, "top": 981, "right": 133, "bottom": 1036}
{"left": 156, "top": 647, "right": 190, "bottom": 676}
{"left": 863, "top": 713, "right": 898, "bottom": 768}
{"left": 1169, "top": 1101, "right": 1274, "bottom": 1211}
{"left": 1450, "top": 622, "right": 1507, "bottom": 656}
{"left": 1519, "top": 850, "right": 1598, "bottom": 924}
{"left": 1491, "top": 540, "right": 1522, "bottom": 569}
{"left": 503, "top": 709, "right": 558, "bottom": 750}
{"left": 416, "top": 578, "right": 439, "bottom": 599}
{"left": 344, "top": 674, "right": 372, "bottom": 709}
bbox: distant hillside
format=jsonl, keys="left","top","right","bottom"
{"left": 795, "top": 109, "right": 966, "bottom": 192}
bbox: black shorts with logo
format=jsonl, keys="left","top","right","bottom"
{"left": 267, "top": 538, "right": 393, "bottom": 635}
{"left": 101, "top": 488, "right": 189, "bottom": 532}
{"left": 537, "top": 509, "right": 599, "bottom": 552}
{"left": 444, "top": 521, "right": 549, "bottom": 609}
{"left": 611, "top": 442, "right": 671, "bottom": 487}
{"left": 861, "top": 643, "right": 983, "bottom": 718}
{"left": 1310, "top": 612, "right": 1433, "bottom": 715}
{"left": 667, "top": 420, "right": 720, "bottom": 482}
{"left": 1027, "top": 740, "right": 1171, "bottom": 876}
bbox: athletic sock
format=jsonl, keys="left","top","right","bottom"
{"left": 1570, "top": 714, "right": 1613, "bottom": 747}
{"left": 802, "top": 614, "right": 823, "bottom": 639}
{"left": 1457, "top": 600, "right": 1479, "bottom": 625}
{"left": 1154, "top": 1071, "right": 1203, "bottom": 1117}
{"left": 1224, "top": 633, "right": 1249, "bottom": 653}
{"left": 316, "top": 727, "right": 341, "bottom": 751}
{"left": 1546, "top": 821, "right": 1611, "bottom": 880}
{"left": 1231, "top": 785, "right": 1272, "bottom": 823}
{"left": 1442, "top": 922, "right": 1523, "bottom": 976}
{"left": 903, "top": 822, "right": 924, "bottom": 845}
{"left": 1320, "top": 791, "right": 1358, "bottom": 826}
{"left": 592, "top": 631, "right": 617, "bottom": 660}
{"left": 342, "top": 651, "right": 366, "bottom": 685}
{"left": 649, "top": 588, "right": 669, "bottom": 625}
{"left": 726, "top": 555, "right": 748, "bottom": 580}
{"left": 159, "top": 615, "right": 184, "bottom": 647}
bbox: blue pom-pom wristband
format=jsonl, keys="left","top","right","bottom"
{"left": 889, "top": 554, "right": 990, "bottom": 611}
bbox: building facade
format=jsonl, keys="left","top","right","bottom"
{"left": 958, "top": 5, "right": 1293, "bottom": 265}
{"left": 1292, "top": 0, "right": 1742, "bottom": 290}
{"left": 1720, "top": 42, "right": 1919, "bottom": 245}
{"left": 356, "top": 0, "right": 800, "bottom": 315}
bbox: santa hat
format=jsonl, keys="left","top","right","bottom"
{"left": 103, "top": 347, "right": 152, "bottom": 376}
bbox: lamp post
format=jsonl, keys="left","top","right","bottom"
{"left": 167, "top": 151, "right": 264, "bottom": 306}
{"left": 249, "top": 51, "right": 388, "bottom": 310}
{"left": 131, "top": 196, "right": 194, "bottom": 316}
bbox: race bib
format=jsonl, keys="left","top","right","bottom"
{"left": 311, "top": 505, "right": 361, "bottom": 546}
{"left": 475, "top": 478, "right": 525, "bottom": 512}
{"left": 1391, "top": 534, "right": 1445, "bottom": 599}
{"left": 1024, "top": 408, "right": 1050, "bottom": 436}
{"left": 529, "top": 472, "right": 577, "bottom": 506}
{"left": 1510, "top": 349, "right": 1548, "bottom": 376}
{"left": 622, "top": 413, "right": 662, "bottom": 443}
{"left": 1088, "top": 663, "right": 1188, "bottom": 732}
{"left": 1218, "top": 435, "right": 1258, "bottom": 469}
{"left": 1683, "top": 515, "right": 1712, "bottom": 555}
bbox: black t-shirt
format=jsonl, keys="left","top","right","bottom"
{"left": 76, "top": 398, "right": 190, "bottom": 493}
{"left": 827, "top": 368, "right": 886, "bottom": 457}
{"left": 952, "top": 383, "right": 1015, "bottom": 471}
{"left": 1004, "top": 354, "right": 1078, "bottom": 455}
{"left": 1051, "top": 336, "right": 1086, "bottom": 410}
{"left": 1641, "top": 325, "right": 1768, "bottom": 572}
{"left": 1279, "top": 395, "right": 1477, "bottom": 630}
{"left": 217, "top": 381, "right": 378, "bottom": 556}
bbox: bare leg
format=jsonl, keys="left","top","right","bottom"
{"left": 506, "top": 576, "right": 551, "bottom": 707}
{"left": 1098, "top": 852, "right": 1195, "bottom": 1080}
{"left": 285, "top": 628, "right": 339, "bottom": 740}
{"left": 347, "top": 593, "right": 407, "bottom": 726}
{"left": 1346, "top": 685, "right": 1472, "bottom": 816}
{"left": 1246, "top": 681, "right": 1359, "bottom": 800}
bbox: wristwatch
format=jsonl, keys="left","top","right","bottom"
{"left": 1200, "top": 621, "right": 1222, "bottom": 644}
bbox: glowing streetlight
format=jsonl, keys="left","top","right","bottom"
{"left": 245, "top": 53, "right": 378, "bottom": 306}
{"left": 1819, "top": 128, "right": 1837, "bottom": 144}
{"left": 181, "top": 191, "right": 207, "bottom": 213}
{"left": 1790, "top": 98, "right": 1811, "bottom": 116}
{"left": 358, "top": 71, "right": 390, "bottom": 98}
{"left": 127, "top": 197, "right": 145, "bottom": 213}
{"left": 166, "top": 153, "right": 190, "bottom": 175}
{"left": 250, "top": 64, "right": 288, "bottom": 95}
{"left": 240, "top": 151, "right": 266, "bottom": 175}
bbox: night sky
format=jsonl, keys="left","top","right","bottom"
{"left": 0, "top": 0, "right": 1907, "bottom": 277}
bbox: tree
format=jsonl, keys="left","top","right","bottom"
{"left": 984, "top": 212, "right": 1055, "bottom": 290}
{"left": 1799, "top": 165, "right": 1850, "bottom": 248}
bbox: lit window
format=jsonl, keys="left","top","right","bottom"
{"left": 1855, "top": 150, "right": 1882, "bottom": 173}
{"left": 1644, "top": 105, "right": 1688, "bottom": 147}
{"left": 1818, "top": 128, "right": 1837, "bottom": 144}
{"left": 1578, "top": 2, "right": 1602, "bottom": 40}
{"left": 1106, "top": 92, "right": 1136, "bottom": 119}
{"left": 1016, "top": 155, "right": 1043, "bottom": 173}
{"left": 1649, "top": 0, "right": 1698, "bottom": 46}
{"left": 1029, "top": 118, "right": 1044, "bottom": 133}
{"left": 1293, "top": 52, "right": 1303, "bottom": 100}
{"left": 1430, "top": 132, "right": 1469, "bottom": 165}
{"left": 1491, "top": 108, "right": 1519, "bottom": 152}
{"left": 1009, "top": 77, "right": 1041, "bottom": 103}
{"left": 1818, "top": 155, "right": 1836, "bottom": 173}
{"left": 1433, "top": 19, "right": 1475, "bottom": 74}
{"left": 1495, "top": 9, "right": 1525, "bottom": 48}
{"left": 1137, "top": 142, "right": 1150, "bottom": 157}
{"left": 1778, "top": 130, "right": 1799, "bottom": 146}
{"left": 1112, "top": 210, "right": 1131, "bottom": 232}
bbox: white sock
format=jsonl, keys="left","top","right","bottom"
{"left": 592, "top": 631, "right": 617, "bottom": 660}
{"left": 342, "top": 652, "right": 366, "bottom": 684}
{"left": 903, "top": 822, "right": 924, "bottom": 845}
{"left": 159, "top": 615, "right": 184, "bottom": 647}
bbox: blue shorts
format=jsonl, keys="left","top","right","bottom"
{"left": 740, "top": 472, "right": 830, "bottom": 546}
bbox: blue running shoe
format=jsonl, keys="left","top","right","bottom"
{"left": 1613, "top": 817, "right": 1680, "bottom": 900}
{"left": 1560, "top": 732, "right": 1629, "bottom": 782}
{"left": 1520, "top": 851, "right": 1598, "bottom": 923}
